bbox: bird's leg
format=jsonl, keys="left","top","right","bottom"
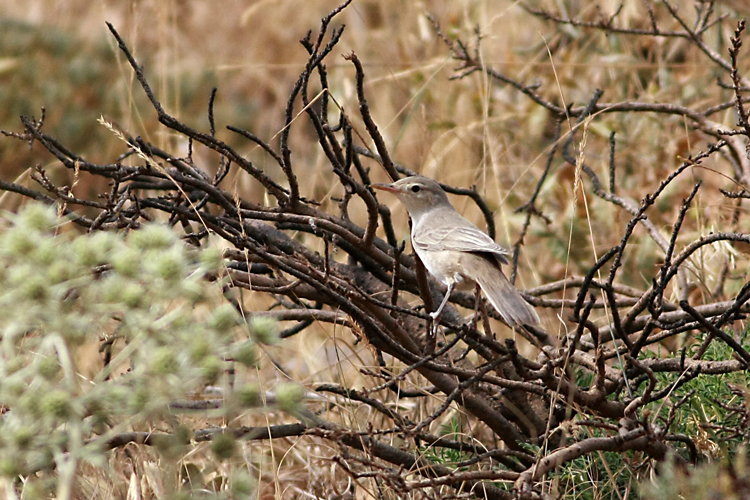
{"left": 479, "top": 299, "right": 495, "bottom": 340}
{"left": 469, "top": 282, "right": 481, "bottom": 332}
{"left": 430, "top": 281, "right": 455, "bottom": 322}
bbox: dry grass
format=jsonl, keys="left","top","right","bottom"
{"left": 1, "top": 0, "right": 750, "bottom": 498}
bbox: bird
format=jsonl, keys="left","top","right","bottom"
{"left": 373, "top": 175, "right": 539, "bottom": 328}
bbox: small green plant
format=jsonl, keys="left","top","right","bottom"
{"left": 0, "top": 203, "right": 267, "bottom": 497}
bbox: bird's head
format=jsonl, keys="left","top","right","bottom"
{"left": 372, "top": 176, "right": 451, "bottom": 218}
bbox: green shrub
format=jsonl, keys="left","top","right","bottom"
{"left": 0, "top": 203, "right": 266, "bottom": 492}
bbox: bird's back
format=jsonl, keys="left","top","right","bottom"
{"left": 411, "top": 206, "right": 509, "bottom": 264}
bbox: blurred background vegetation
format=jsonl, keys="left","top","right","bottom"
{"left": 2, "top": 0, "right": 750, "bottom": 498}
{"left": 3, "top": 0, "right": 749, "bottom": 287}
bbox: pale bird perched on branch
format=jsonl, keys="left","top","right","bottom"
{"left": 373, "top": 175, "right": 539, "bottom": 328}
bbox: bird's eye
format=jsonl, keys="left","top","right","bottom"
{"left": 410, "top": 185, "right": 421, "bottom": 193}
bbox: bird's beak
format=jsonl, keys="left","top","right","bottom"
{"left": 371, "top": 182, "right": 401, "bottom": 193}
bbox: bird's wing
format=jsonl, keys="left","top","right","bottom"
{"left": 413, "top": 225, "right": 510, "bottom": 263}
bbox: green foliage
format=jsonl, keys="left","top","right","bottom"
{"left": 549, "top": 435, "right": 637, "bottom": 499}
{"left": 646, "top": 331, "right": 750, "bottom": 460}
{"left": 249, "top": 315, "right": 280, "bottom": 345}
{"left": 210, "top": 432, "right": 237, "bottom": 461}
{"left": 633, "top": 330, "right": 750, "bottom": 498}
{"left": 0, "top": 203, "right": 267, "bottom": 494}
{"left": 274, "top": 382, "right": 305, "bottom": 413}
{"left": 544, "top": 328, "right": 750, "bottom": 499}
{"left": 421, "top": 416, "right": 473, "bottom": 469}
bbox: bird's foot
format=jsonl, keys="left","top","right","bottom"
{"left": 466, "top": 313, "right": 480, "bottom": 331}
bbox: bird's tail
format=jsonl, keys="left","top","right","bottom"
{"left": 472, "top": 261, "right": 539, "bottom": 328}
